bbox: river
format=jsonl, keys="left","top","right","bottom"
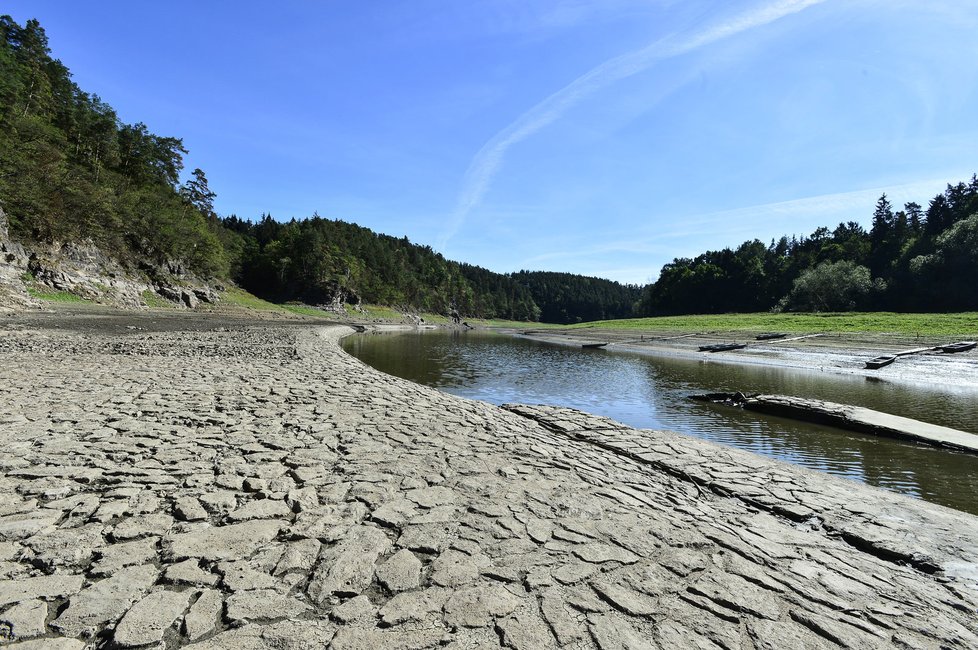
{"left": 343, "top": 329, "right": 978, "bottom": 515}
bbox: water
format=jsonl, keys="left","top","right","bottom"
{"left": 343, "top": 329, "right": 978, "bottom": 515}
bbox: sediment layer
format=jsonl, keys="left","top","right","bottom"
{"left": 1, "top": 315, "right": 977, "bottom": 648}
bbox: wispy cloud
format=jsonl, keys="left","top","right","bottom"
{"left": 668, "top": 176, "right": 960, "bottom": 234}
{"left": 438, "top": 0, "right": 827, "bottom": 251}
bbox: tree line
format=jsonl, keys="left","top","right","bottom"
{"left": 637, "top": 178, "right": 978, "bottom": 315}
{"left": 219, "top": 215, "right": 640, "bottom": 322}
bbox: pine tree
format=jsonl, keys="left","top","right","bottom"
{"left": 180, "top": 168, "right": 216, "bottom": 221}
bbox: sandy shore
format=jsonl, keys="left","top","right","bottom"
{"left": 1, "top": 310, "right": 978, "bottom": 648}
{"left": 513, "top": 327, "right": 978, "bottom": 391}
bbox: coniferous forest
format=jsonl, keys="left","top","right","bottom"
{"left": 1, "top": 15, "right": 976, "bottom": 323}
{"left": 636, "top": 183, "right": 978, "bottom": 315}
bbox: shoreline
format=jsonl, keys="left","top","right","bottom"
{"left": 1, "top": 309, "right": 977, "bottom": 647}
{"left": 509, "top": 326, "right": 978, "bottom": 391}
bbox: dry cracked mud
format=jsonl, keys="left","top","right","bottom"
{"left": 1, "top": 314, "right": 977, "bottom": 649}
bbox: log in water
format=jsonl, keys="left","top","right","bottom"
{"left": 693, "top": 393, "right": 978, "bottom": 454}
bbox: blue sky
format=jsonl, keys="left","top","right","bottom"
{"left": 7, "top": 1, "right": 977, "bottom": 284}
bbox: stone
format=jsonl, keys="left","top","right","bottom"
{"left": 442, "top": 583, "right": 523, "bottom": 628}
{"left": 0, "top": 542, "right": 19, "bottom": 562}
{"left": 588, "top": 612, "right": 656, "bottom": 650}
{"left": 497, "top": 609, "right": 558, "bottom": 649}
{"left": 242, "top": 477, "right": 267, "bottom": 493}
{"left": 274, "top": 539, "right": 322, "bottom": 576}
{"left": 573, "top": 543, "right": 640, "bottom": 565}
{"left": 0, "top": 599, "right": 48, "bottom": 641}
{"left": 591, "top": 578, "right": 660, "bottom": 618}
{"left": 748, "top": 618, "right": 832, "bottom": 650}
{"left": 174, "top": 496, "right": 209, "bottom": 522}
{"left": 218, "top": 560, "right": 279, "bottom": 592}
{"left": 285, "top": 487, "right": 319, "bottom": 513}
{"left": 430, "top": 549, "right": 491, "bottom": 587}
{"left": 552, "top": 561, "right": 600, "bottom": 585}
{"left": 163, "top": 519, "right": 283, "bottom": 561}
{"left": 111, "top": 514, "right": 174, "bottom": 540}
{"left": 405, "top": 486, "right": 457, "bottom": 508}
{"left": 526, "top": 518, "right": 554, "bottom": 543}
{"left": 540, "top": 589, "right": 588, "bottom": 645}
{"left": 226, "top": 588, "right": 311, "bottom": 622}
{"left": 398, "top": 522, "right": 457, "bottom": 553}
{"left": 687, "top": 573, "right": 782, "bottom": 621}
{"left": 0, "top": 513, "right": 60, "bottom": 541}
{"left": 183, "top": 589, "right": 223, "bottom": 641}
{"left": 371, "top": 499, "right": 418, "bottom": 528}
{"left": 180, "top": 625, "right": 268, "bottom": 649}
{"left": 22, "top": 524, "right": 103, "bottom": 569}
{"left": 379, "top": 587, "right": 452, "bottom": 625}
{"left": 307, "top": 525, "right": 391, "bottom": 601}
{"left": 2, "top": 639, "right": 87, "bottom": 650}
{"left": 90, "top": 536, "right": 159, "bottom": 576}
{"left": 227, "top": 498, "right": 293, "bottom": 522}
{"left": 330, "top": 626, "right": 446, "bottom": 650}
{"left": 0, "top": 574, "right": 85, "bottom": 607}
{"left": 164, "top": 559, "right": 221, "bottom": 587}
{"left": 51, "top": 564, "right": 159, "bottom": 637}
{"left": 198, "top": 491, "right": 239, "bottom": 514}
{"left": 261, "top": 619, "right": 338, "bottom": 647}
{"left": 113, "top": 587, "right": 193, "bottom": 647}
{"left": 330, "top": 594, "right": 377, "bottom": 624}
{"left": 375, "top": 548, "right": 423, "bottom": 592}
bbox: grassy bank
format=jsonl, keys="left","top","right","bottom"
{"left": 564, "top": 312, "right": 978, "bottom": 337}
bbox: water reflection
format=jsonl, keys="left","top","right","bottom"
{"left": 343, "top": 330, "right": 978, "bottom": 515}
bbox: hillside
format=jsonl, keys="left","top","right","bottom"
{"left": 0, "top": 15, "right": 639, "bottom": 322}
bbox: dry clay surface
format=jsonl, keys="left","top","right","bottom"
{"left": 1, "top": 317, "right": 978, "bottom": 649}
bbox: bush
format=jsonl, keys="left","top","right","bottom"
{"left": 778, "top": 260, "right": 882, "bottom": 312}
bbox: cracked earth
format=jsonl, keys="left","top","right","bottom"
{"left": 1, "top": 316, "right": 977, "bottom": 649}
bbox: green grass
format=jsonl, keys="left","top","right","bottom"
{"left": 141, "top": 290, "right": 175, "bottom": 308}
{"left": 562, "top": 312, "right": 978, "bottom": 337}
{"left": 219, "top": 287, "right": 293, "bottom": 313}
{"left": 419, "top": 312, "right": 451, "bottom": 325}
{"left": 349, "top": 304, "right": 403, "bottom": 321}
{"left": 26, "top": 287, "right": 89, "bottom": 303}
{"left": 281, "top": 303, "right": 333, "bottom": 318}
{"left": 478, "top": 318, "right": 564, "bottom": 329}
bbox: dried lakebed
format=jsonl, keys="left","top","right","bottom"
{"left": 1, "top": 316, "right": 977, "bottom": 649}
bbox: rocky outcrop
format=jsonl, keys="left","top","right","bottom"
{"left": 0, "top": 206, "right": 220, "bottom": 311}
{"left": 0, "top": 209, "right": 38, "bottom": 313}
{"left": 0, "top": 317, "right": 976, "bottom": 648}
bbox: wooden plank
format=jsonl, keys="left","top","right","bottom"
{"left": 776, "top": 333, "right": 824, "bottom": 343}
{"left": 693, "top": 393, "right": 978, "bottom": 454}
{"left": 895, "top": 346, "right": 938, "bottom": 357}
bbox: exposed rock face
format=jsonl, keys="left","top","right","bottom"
{"left": 0, "top": 208, "right": 37, "bottom": 312}
{"left": 0, "top": 206, "right": 220, "bottom": 311}
{"left": 0, "top": 317, "right": 977, "bottom": 648}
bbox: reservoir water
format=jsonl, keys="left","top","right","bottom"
{"left": 343, "top": 329, "right": 978, "bottom": 515}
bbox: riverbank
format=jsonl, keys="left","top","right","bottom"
{"left": 1, "top": 310, "right": 978, "bottom": 648}
{"left": 513, "top": 326, "right": 978, "bottom": 390}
